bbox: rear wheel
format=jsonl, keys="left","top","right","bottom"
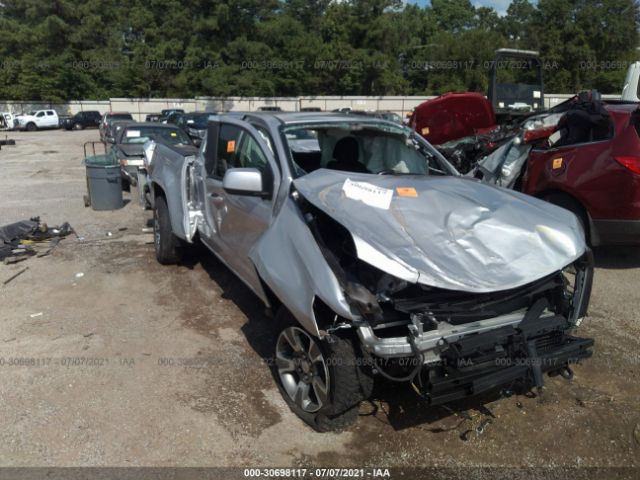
{"left": 272, "top": 308, "right": 372, "bottom": 432}
{"left": 153, "top": 194, "right": 182, "bottom": 264}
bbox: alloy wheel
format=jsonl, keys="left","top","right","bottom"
{"left": 276, "top": 326, "right": 330, "bottom": 413}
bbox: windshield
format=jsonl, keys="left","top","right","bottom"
{"left": 282, "top": 122, "right": 456, "bottom": 178}
{"left": 185, "top": 113, "right": 213, "bottom": 129}
{"left": 108, "top": 114, "right": 133, "bottom": 123}
{"left": 121, "top": 126, "right": 191, "bottom": 145}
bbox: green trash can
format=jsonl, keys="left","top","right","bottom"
{"left": 84, "top": 151, "right": 124, "bottom": 211}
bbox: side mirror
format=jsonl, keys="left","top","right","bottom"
{"left": 222, "top": 168, "right": 270, "bottom": 198}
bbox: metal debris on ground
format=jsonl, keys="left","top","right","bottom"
{"left": 0, "top": 217, "right": 73, "bottom": 263}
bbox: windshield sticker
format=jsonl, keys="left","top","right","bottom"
{"left": 342, "top": 178, "right": 393, "bottom": 210}
{"left": 126, "top": 130, "right": 140, "bottom": 138}
{"left": 170, "top": 132, "right": 177, "bottom": 137}
{"left": 396, "top": 187, "right": 418, "bottom": 197}
{"left": 227, "top": 140, "right": 236, "bottom": 153}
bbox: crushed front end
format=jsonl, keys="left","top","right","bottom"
{"left": 352, "top": 252, "right": 594, "bottom": 403}
{"left": 299, "top": 191, "right": 594, "bottom": 404}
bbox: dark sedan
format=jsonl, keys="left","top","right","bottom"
{"left": 111, "top": 123, "right": 194, "bottom": 190}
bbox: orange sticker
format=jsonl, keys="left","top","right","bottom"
{"left": 396, "top": 187, "right": 418, "bottom": 197}
{"left": 552, "top": 157, "right": 563, "bottom": 169}
{"left": 226, "top": 140, "right": 236, "bottom": 153}
{"left": 421, "top": 127, "right": 430, "bottom": 136}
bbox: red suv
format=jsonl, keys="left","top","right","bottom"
{"left": 522, "top": 101, "right": 640, "bottom": 245}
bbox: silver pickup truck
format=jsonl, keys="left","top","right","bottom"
{"left": 148, "top": 112, "right": 594, "bottom": 432}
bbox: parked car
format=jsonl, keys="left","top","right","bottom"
{"left": 100, "top": 112, "right": 134, "bottom": 142}
{"left": 148, "top": 112, "right": 594, "bottom": 431}
{"left": 145, "top": 114, "right": 161, "bottom": 122}
{"left": 111, "top": 122, "right": 195, "bottom": 194}
{"left": 342, "top": 109, "right": 403, "bottom": 124}
{"left": 163, "top": 111, "right": 185, "bottom": 126}
{"left": 176, "top": 112, "right": 217, "bottom": 143}
{"left": 106, "top": 119, "right": 136, "bottom": 145}
{"left": 14, "top": 109, "right": 59, "bottom": 131}
{"left": 158, "top": 108, "right": 185, "bottom": 123}
{"left": 472, "top": 90, "right": 640, "bottom": 245}
{"left": 61, "top": 111, "right": 101, "bottom": 131}
{"left": 0, "top": 112, "right": 16, "bottom": 130}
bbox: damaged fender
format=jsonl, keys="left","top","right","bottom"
{"left": 249, "top": 196, "right": 355, "bottom": 337}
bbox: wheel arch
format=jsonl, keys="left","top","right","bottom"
{"left": 535, "top": 188, "right": 595, "bottom": 244}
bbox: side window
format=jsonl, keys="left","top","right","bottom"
{"left": 46, "top": 111, "right": 54, "bottom": 116}
{"left": 215, "top": 124, "right": 243, "bottom": 178}
{"left": 36, "top": 111, "right": 45, "bottom": 117}
{"left": 253, "top": 125, "right": 274, "bottom": 154}
{"left": 237, "top": 135, "right": 269, "bottom": 173}
{"left": 203, "top": 125, "right": 218, "bottom": 176}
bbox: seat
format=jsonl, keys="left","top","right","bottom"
{"left": 326, "top": 137, "right": 369, "bottom": 173}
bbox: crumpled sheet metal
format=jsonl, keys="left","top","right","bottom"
{"left": 249, "top": 197, "right": 356, "bottom": 334}
{"left": 473, "top": 137, "right": 532, "bottom": 188}
{"left": 293, "top": 169, "right": 585, "bottom": 293}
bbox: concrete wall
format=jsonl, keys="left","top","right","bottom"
{"left": 0, "top": 93, "right": 623, "bottom": 122}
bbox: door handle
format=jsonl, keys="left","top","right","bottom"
{"left": 209, "top": 192, "right": 224, "bottom": 207}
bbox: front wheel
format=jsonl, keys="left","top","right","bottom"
{"left": 73, "top": 122, "right": 84, "bottom": 130}
{"left": 153, "top": 195, "right": 182, "bottom": 264}
{"left": 26, "top": 122, "right": 37, "bottom": 132}
{"left": 273, "top": 309, "right": 372, "bottom": 432}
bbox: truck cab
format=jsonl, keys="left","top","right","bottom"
{"left": 15, "top": 109, "right": 59, "bottom": 131}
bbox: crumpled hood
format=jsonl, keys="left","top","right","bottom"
{"left": 293, "top": 169, "right": 585, "bottom": 293}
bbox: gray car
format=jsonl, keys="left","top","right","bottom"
{"left": 148, "top": 113, "right": 594, "bottom": 431}
{"left": 111, "top": 122, "right": 195, "bottom": 193}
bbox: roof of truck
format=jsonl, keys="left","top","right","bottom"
{"left": 241, "top": 111, "right": 402, "bottom": 127}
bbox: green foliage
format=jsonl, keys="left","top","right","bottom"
{"left": 0, "top": 0, "right": 637, "bottom": 100}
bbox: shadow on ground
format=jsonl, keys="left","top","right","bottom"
{"left": 593, "top": 245, "right": 640, "bottom": 269}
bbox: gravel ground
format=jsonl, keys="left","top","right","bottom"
{"left": 0, "top": 129, "right": 638, "bottom": 478}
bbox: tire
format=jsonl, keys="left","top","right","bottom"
{"left": 73, "top": 122, "right": 84, "bottom": 130}
{"left": 543, "top": 193, "right": 589, "bottom": 242}
{"left": 272, "top": 308, "right": 373, "bottom": 432}
{"left": 153, "top": 194, "right": 182, "bottom": 265}
{"left": 26, "top": 122, "right": 37, "bottom": 132}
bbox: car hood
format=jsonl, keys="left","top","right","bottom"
{"left": 293, "top": 169, "right": 585, "bottom": 293}
{"left": 411, "top": 92, "right": 497, "bottom": 145}
{"left": 116, "top": 144, "right": 144, "bottom": 157}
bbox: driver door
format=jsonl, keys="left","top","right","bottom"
{"left": 200, "top": 118, "right": 279, "bottom": 292}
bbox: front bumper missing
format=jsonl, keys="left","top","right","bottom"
{"left": 357, "top": 312, "right": 593, "bottom": 404}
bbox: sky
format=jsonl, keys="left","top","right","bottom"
{"left": 408, "top": 0, "right": 516, "bottom": 16}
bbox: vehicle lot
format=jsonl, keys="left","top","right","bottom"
{"left": 0, "top": 130, "right": 639, "bottom": 471}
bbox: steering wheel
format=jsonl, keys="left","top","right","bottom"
{"left": 377, "top": 169, "right": 395, "bottom": 175}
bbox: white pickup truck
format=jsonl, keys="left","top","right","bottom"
{"left": 14, "top": 109, "right": 59, "bottom": 131}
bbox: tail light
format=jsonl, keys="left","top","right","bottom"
{"left": 614, "top": 156, "right": 640, "bottom": 175}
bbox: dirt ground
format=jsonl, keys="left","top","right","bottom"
{"left": 0, "top": 129, "right": 639, "bottom": 477}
